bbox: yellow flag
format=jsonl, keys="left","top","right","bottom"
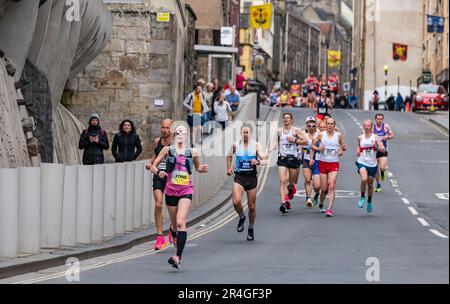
{"left": 249, "top": 4, "right": 272, "bottom": 30}
{"left": 328, "top": 50, "right": 341, "bottom": 68}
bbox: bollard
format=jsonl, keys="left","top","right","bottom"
{"left": 18, "top": 167, "right": 41, "bottom": 254}
{"left": 76, "top": 165, "right": 93, "bottom": 244}
{"left": 0, "top": 169, "right": 19, "bottom": 258}
{"left": 92, "top": 165, "right": 105, "bottom": 242}
{"left": 133, "top": 162, "right": 144, "bottom": 229}
{"left": 61, "top": 165, "right": 78, "bottom": 247}
{"left": 125, "top": 163, "right": 135, "bottom": 232}
{"left": 104, "top": 164, "right": 117, "bottom": 239}
{"left": 41, "top": 163, "right": 65, "bottom": 248}
{"left": 115, "top": 164, "right": 126, "bottom": 235}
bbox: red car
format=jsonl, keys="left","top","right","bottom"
{"left": 413, "top": 84, "right": 449, "bottom": 112}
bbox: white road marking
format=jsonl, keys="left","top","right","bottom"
{"left": 408, "top": 207, "right": 418, "bottom": 216}
{"left": 429, "top": 229, "right": 449, "bottom": 239}
{"left": 417, "top": 218, "right": 430, "bottom": 227}
{"left": 390, "top": 179, "right": 399, "bottom": 188}
{"left": 387, "top": 171, "right": 393, "bottom": 178}
{"left": 435, "top": 193, "right": 449, "bottom": 200}
{"left": 419, "top": 139, "right": 449, "bottom": 143}
{"left": 422, "top": 160, "right": 449, "bottom": 164}
{"left": 401, "top": 198, "right": 411, "bottom": 205}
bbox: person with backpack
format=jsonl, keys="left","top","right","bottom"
{"left": 150, "top": 125, "right": 209, "bottom": 269}
{"left": 78, "top": 113, "right": 109, "bottom": 165}
{"left": 183, "top": 85, "right": 210, "bottom": 147}
{"left": 111, "top": 120, "right": 142, "bottom": 163}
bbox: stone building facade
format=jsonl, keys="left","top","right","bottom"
{"left": 62, "top": 0, "right": 197, "bottom": 161}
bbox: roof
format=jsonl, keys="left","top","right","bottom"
{"left": 313, "top": 21, "right": 333, "bottom": 40}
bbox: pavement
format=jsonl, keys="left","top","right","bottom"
{"left": 418, "top": 111, "right": 449, "bottom": 131}
{"left": 0, "top": 104, "right": 275, "bottom": 280}
{"left": 1, "top": 108, "right": 448, "bottom": 284}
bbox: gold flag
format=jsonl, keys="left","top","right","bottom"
{"left": 328, "top": 50, "right": 341, "bottom": 68}
{"left": 249, "top": 4, "right": 272, "bottom": 30}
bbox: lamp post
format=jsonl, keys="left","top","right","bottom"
{"left": 384, "top": 65, "right": 390, "bottom": 107}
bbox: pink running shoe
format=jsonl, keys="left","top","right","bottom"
{"left": 154, "top": 235, "right": 168, "bottom": 251}
{"left": 326, "top": 209, "right": 333, "bottom": 217}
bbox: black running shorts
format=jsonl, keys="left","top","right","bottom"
{"left": 277, "top": 156, "right": 301, "bottom": 169}
{"left": 152, "top": 175, "right": 167, "bottom": 191}
{"left": 165, "top": 194, "right": 193, "bottom": 207}
{"left": 234, "top": 173, "right": 258, "bottom": 191}
{"left": 376, "top": 151, "right": 388, "bottom": 158}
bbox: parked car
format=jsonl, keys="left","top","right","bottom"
{"left": 413, "top": 84, "right": 449, "bottom": 112}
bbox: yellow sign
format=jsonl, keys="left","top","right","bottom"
{"left": 249, "top": 4, "right": 272, "bottom": 30}
{"left": 328, "top": 50, "right": 341, "bottom": 68}
{"left": 157, "top": 12, "right": 170, "bottom": 23}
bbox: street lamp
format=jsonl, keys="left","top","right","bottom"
{"left": 384, "top": 65, "right": 390, "bottom": 106}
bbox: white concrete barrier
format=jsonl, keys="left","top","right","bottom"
{"left": 133, "top": 162, "right": 144, "bottom": 229}
{"left": 92, "top": 165, "right": 105, "bottom": 242}
{"left": 142, "top": 166, "right": 152, "bottom": 226}
{"left": 61, "top": 165, "right": 78, "bottom": 247}
{"left": 0, "top": 169, "right": 19, "bottom": 257}
{"left": 115, "top": 163, "right": 126, "bottom": 235}
{"left": 103, "top": 164, "right": 117, "bottom": 239}
{"left": 18, "top": 167, "right": 41, "bottom": 254}
{"left": 76, "top": 165, "right": 93, "bottom": 244}
{"left": 125, "top": 163, "right": 135, "bottom": 232}
{"left": 40, "top": 163, "right": 65, "bottom": 248}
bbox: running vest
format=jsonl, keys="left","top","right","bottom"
{"left": 279, "top": 127, "right": 300, "bottom": 158}
{"left": 280, "top": 94, "right": 288, "bottom": 105}
{"left": 303, "top": 132, "right": 318, "bottom": 161}
{"left": 154, "top": 138, "right": 170, "bottom": 171}
{"left": 165, "top": 146, "right": 193, "bottom": 175}
{"left": 319, "top": 131, "right": 340, "bottom": 163}
{"left": 374, "top": 123, "right": 388, "bottom": 151}
{"left": 317, "top": 97, "right": 329, "bottom": 115}
{"left": 235, "top": 140, "right": 257, "bottom": 175}
{"left": 357, "top": 134, "right": 378, "bottom": 167}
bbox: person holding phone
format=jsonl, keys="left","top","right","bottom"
{"left": 78, "top": 113, "right": 109, "bottom": 165}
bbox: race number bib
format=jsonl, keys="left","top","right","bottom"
{"left": 281, "top": 144, "right": 297, "bottom": 155}
{"left": 171, "top": 170, "right": 190, "bottom": 186}
{"left": 238, "top": 160, "right": 253, "bottom": 171}
{"left": 318, "top": 107, "right": 327, "bottom": 114}
{"left": 362, "top": 149, "right": 375, "bottom": 158}
{"left": 324, "top": 149, "right": 337, "bottom": 158}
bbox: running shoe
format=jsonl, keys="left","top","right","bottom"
{"left": 247, "top": 228, "right": 254, "bottom": 241}
{"left": 375, "top": 184, "right": 382, "bottom": 193}
{"left": 312, "top": 195, "right": 319, "bottom": 206}
{"left": 168, "top": 256, "right": 181, "bottom": 269}
{"left": 279, "top": 203, "right": 288, "bottom": 214}
{"left": 319, "top": 204, "right": 325, "bottom": 213}
{"left": 358, "top": 197, "right": 365, "bottom": 209}
{"left": 367, "top": 202, "right": 373, "bottom": 214}
{"left": 306, "top": 198, "right": 313, "bottom": 208}
{"left": 237, "top": 215, "right": 246, "bottom": 233}
{"left": 154, "top": 235, "right": 168, "bottom": 251}
{"left": 285, "top": 201, "right": 292, "bottom": 210}
{"left": 326, "top": 209, "right": 333, "bottom": 217}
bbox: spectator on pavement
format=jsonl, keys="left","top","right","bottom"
{"left": 183, "top": 85, "right": 210, "bottom": 146}
{"left": 386, "top": 93, "right": 395, "bottom": 111}
{"left": 372, "top": 90, "right": 380, "bottom": 111}
{"left": 226, "top": 84, "right": 241, "bottom": 112}
{"left": 204, "top": 83, "right": 215, "bottom": 121}
{"left": 214, "top": 92, "right": 232, "bottom": 130}
{"left": 395, "top": 93, "right": 404, "bottom": 111}
{"left": 78, "top": 113, "right": 109, "bottom": 165}
{"left": 111, "top": 119, "right": 143, "bottom": 163}
{"left": 236, "top": 71, "right": 246, "bottom": 92}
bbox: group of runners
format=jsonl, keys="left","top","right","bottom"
{"left": 145, "top": 107, "right": 394, "bottom": 270}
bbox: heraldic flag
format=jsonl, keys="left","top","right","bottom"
{"left": 249, "top": 4, "right": 272, "bottom": 30}
{"left": 328, "top": 50, "right": 341, "bottom": 68}
{"left": 393, "top": 43, "right": 408, "bottom": 61}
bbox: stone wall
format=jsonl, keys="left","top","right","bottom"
{"left": 62, "top": 3, "right": 194, "bottom": 161}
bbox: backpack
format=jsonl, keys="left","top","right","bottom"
{"left": 165, "top": 146, "right": 193, "bottom": 175}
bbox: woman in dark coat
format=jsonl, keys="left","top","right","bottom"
{"left": 111, "top": 120, "right": 143, "bottom": 162}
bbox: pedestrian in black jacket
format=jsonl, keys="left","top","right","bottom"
{"left": 112, "top": 119, "right": 143, "bottom": 163}
{"left": 79, "top": 114, "right": 109, "bottom": 165}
